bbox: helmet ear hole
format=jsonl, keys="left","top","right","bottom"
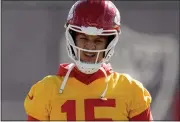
{"left": 105, "top": 49, "right": 114, "bottom": 61}
{"left": 106, "top": 35, "right": 115, "bottom": 48}
{"left": 66, "top": 28, "right": 78, "bottom": 58}
{"left": 103, "top": 35, "right": 115, "bottom": 57}
{"left": 70, "top": 46, "right": 75, "bottom": 56}
{"left": 66, "top": 44, "right": 75, "bottom": 57}
{"left": 69, "top": 29, "right": 77, "bottom": 45}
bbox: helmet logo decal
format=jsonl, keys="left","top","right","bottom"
{"left": 81, "top": 26, "right": 103, "bottom": 35}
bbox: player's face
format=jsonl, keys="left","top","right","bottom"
{"left": 75, "top": 33, "right": 108, "bottom": 63}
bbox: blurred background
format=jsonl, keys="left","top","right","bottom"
{"left": 1, "top": 1, "right": 179, "bottom": 121}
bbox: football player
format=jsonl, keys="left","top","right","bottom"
{"left": 24, "top": 0, "right": 153, "bottom": 121}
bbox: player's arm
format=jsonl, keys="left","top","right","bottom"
{"left": 129, "top": 107, "right": 153, "bottom": 121}
{"left": 27, "top": 115, "right": 39, "bottom": 121}
{"left": 24, "top": 77, "right": 52, "bottom": 121}
{"left": 128, "top": 79, "right": 153, "bottom": 121}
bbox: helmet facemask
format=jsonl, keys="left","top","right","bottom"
{"left": 65, "top": 24, "right": 120, "bottom": 74}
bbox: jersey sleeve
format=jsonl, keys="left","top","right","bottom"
{"left": 24, "top": 77, "right": 52, "bottom": 120}
{"left": 128, "top": 79, "right": 152, "bottom": 119}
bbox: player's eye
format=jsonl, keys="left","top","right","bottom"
{"left": 80, "top": 37, "right": 88, "bottom": 41}
{"left": 95, "top": 39, "right": 103, "bottom": 44}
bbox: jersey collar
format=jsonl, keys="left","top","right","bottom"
{"left": 56, "top": 63, "right": 113, "bottom": 85}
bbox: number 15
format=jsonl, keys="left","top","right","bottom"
{"left": 61, "top": 98, "right": 116, "bottom": 121}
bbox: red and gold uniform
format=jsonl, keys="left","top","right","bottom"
{"left": 24, "top": 63, "right": 152, "bottom": 121}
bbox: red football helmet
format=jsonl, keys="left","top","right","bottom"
{"left": 65, "top": 0, "right": 121, "bottom": 74}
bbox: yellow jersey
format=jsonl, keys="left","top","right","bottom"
{"left": 24, "top": 63, "right": 152, "bottom": 121}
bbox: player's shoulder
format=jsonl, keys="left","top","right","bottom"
{"left": 121, "top": 73, "right": 143, "bottom": 88}
{"left": 38, "top": 75, "right": 61, "bottom": 84}
{"left": 111, "top": 72, "right": 145, "bottom": 90}
{"left": 32, "top": 75, "right": 62, "bottom": 93}
{"left": 110, "top": 72, "right": 151, "bottom": 101}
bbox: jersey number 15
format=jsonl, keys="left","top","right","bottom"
{"left": 61, "top": 98, "right": 116, "bottom": 121}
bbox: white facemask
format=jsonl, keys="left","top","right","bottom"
{"left": 65, "top": 24, "right": 121, "bottom": 74}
